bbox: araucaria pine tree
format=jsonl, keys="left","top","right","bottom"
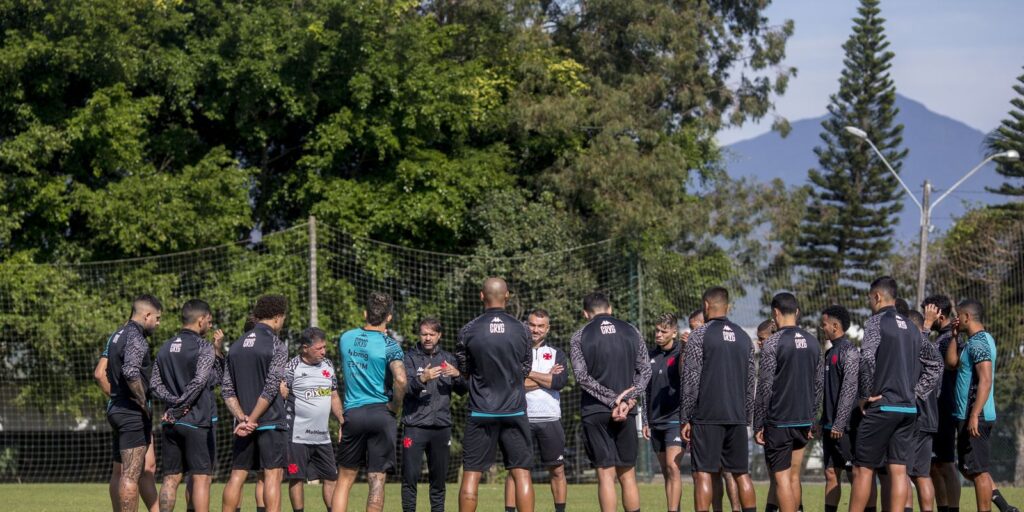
{"left": 987, "top": 67, "right": 1024, "bottom": 201}
{"left": 797, "top": 0, "right": 907, "bottom": 305}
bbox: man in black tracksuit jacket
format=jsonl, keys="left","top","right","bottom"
{"left": 818, "top": 305, "right": 860, "bottom": 512}
{"left": 753, "top": 293, "right": 823, "bottom": 512}
{"left": 454, "top": 278, "right": 533, "bottom": 512}
{"left": 402, "top": 317, "right": 467, "bottom": 512}
{"left": 679, "top": 287, "right": 757, "bottom": 512}
{"left": 848, "top": 277, "right": 941, "bottom": 512}
{"left": 570, "top": 292, "right": 651, "bottom": 512}
{"left": 905, "top": 309, "right": 943, "bottom": 512}
{"left": 150, "top": 299, "right": 225, "bottom": 512}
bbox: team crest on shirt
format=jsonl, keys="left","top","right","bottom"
{"left": 600, "top": 320, "right": 616, "bottom": 335}
{"left": 490, "top": 317, "right": 506, "bottom": 334}
{"left": 322, "top": 369, "right": 331, "bottom": 378}
{"left": 722, "top": 325, "right": 736, "bottom": 342}
{"left": 543, "top": 352, "right": 552, "bottom": 360}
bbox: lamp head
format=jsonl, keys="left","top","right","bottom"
{"left": 844, "top": 126, "right": 868, "bottom": 139}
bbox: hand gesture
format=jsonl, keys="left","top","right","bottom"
{"left": 968, "top": 415, "right": 981, "bottom": 438}
{"left": 642, "top": 425, "right": 651, "bottom": 440}
{"left": 830, "top": 427, "right": 844, "bottom": 439}
{"left": 680, "top": 331, "right": 690, "bottom": 344}
{"left": 923, "top": 304, "right": 940, "bottom": 332}
{"left": 858, "top": 395, "right": 882, "bottom": 414}
{"left": 212, "top": 329, "right": 225, "bottom": 353}
{"left": 419, "top": 363, "right": 442, "bottom": 384}
{"left": 440, "top": 360, "right": 460, "bottom": 378}
{"left": 680, "top": 423, "right": 692, "bottom": 443}
{"left": 755, "top": 429, "right": 765, "bottom": 445}
{"left": 550, "top": 363, "right": 565, "bottom": 375}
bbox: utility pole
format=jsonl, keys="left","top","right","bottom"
{"left": 916, "top": 181, "right": 931, "bottom": 308}
{"left": 309, "top": 215, "right": 319, "bottom": 328}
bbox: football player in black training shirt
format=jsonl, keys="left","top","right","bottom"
{"left": 906, "top": 309, "right": 942, "bottom": 512}
{"left": 95, "top": 302, "right": 161, "bottom": 512}
{"left": 849, "top": 277, "right": 941, "bottom": 512}
{"left": 105, "top": 294, "right": 163, "bottom": 512}
{"left": 571, "top": 292, "right": 651, "bottom": 512}
{"left": 221, "top": 295, "right": 290, "bottom": 512}
{"left": 456, "top": 278, "right": 534, "bottom": 512}
{"left": 680, "top": 287, "right": 757, "bottom": 512}
{"left": 818, "top": 305, "right": 859, "bottom": 512}
{"left": 643, "top": 313, "right": 684, "bottom": 512}
{"left": 754, "top": 293, "right": 823, "bottom": 512}
{"left": 922, "top": 295, "right": 960, "bottom": 512}
{"left": 150, "top": 299, "right": 225, "bottom": 512}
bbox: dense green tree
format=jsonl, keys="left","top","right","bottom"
{"left": 987, "top": 67, "right": 1024, "bottom": 201}
{"left": 795, "top": 0, "right": 906, "bottom": 307}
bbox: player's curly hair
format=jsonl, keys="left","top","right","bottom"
{"left": 366, "top": 291, "right": 393, "bottom": 326}
{"left": 252, "top": 294, "right": 288, "bottom": 321}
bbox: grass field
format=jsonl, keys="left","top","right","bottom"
{"left": 2, "top": 482, "right": 1023, "bottom": 512}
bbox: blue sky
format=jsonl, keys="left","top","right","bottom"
{"left": 717, "top": 0, "right": 1024, "bottom": 145}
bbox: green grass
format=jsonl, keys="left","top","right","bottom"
{"left": 2, "top": 482, "right": 1022, "bottom": 511}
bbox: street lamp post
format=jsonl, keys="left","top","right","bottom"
{"left": 843, "top": 126, "right": 1020, "bottom": 307}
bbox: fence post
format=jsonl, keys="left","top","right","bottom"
{"left": 309, "top": 215, "right": 319, "bottom": 328}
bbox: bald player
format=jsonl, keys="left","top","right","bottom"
{"left": 455, "top": 278, "right": 534, "bottom": 512}
{"left": 105, "top": 294, "right": 163, "bottom": 512}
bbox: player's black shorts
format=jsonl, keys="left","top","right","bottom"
{"left": 287, "top": 442, "right": 338, "bottom": 481}
{"left": 853, "top": 410, "right": 915, "bottom": 468}
{"left": 689, "top": 423, "right": 748, "bottom": 474}
{"left": 763, "top": 425, "right": 810, "bottom": 472}
{"left": 581, "top": 412, "right": 638, "bottom": 468}
{"left": 232, "top": 427, "right": 287, "bottom": 471}
{"left": 162, "top": 424, "right": 215, "bottom": 475}
{"left": 822, "top": 431, "right": 853, "bottom": 470}
{"left": 530, "top": 420, "right": 566, "bottom": 467}
{"left": 462, "top": 413, "right": 533, "bottom": 471}
{"left": 337, "top": 404, "right": 398, "bottom": 473}
{"left": 650, "top": 424, "right": 685, "bottom": 454}
{"left": 957, "top": 420, "right": 994, "bottom": 475}
{"left": 108, "top": 407, "right": 153, "bottom": 463}
{"left": 910, "top": 430, "right": 934, "bottom": 478}
{"left": 933, "top": 413, "right": 958, "bottom": 463}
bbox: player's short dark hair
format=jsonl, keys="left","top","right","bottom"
{"left": 132, "top": 294, "right": 163, "bottom": 315}
{"left": 252, "top": 294, "right": 289, "bottom": 321}
{"left": 688, "top": 308, "right": 703, "bottom": 321}
{"left": 906, "top": 310, "right": 925, "bottom": 331}
{"left": 957, "top": 298, "right": 985, "bottom": 323}
{"left": 771, "top": 292, "right": 800, "bottom": 316}
{"left": 181, "top": 299, "right": 211, "bottom": 325}
{"left": 821, "top": 304, "right": 851, "bottom": 332}
{"left": 895, "top": 298, "right": 910, "bottom": 316}
{"left": 365, "top": 291, "right": 393, "bottom": 326}
{"left": 656, "top": 313, "right": 678, "bottom": 328}
{"left": 870, "top": 276, "right": 898, "bottom": 300}
{"left": 702, "top": 287, "right": 729, "bottom": 305}
{"left": 757, "top": 319, "right": 776, "bottom": 336}
{"left": 528, "top": 308, "right": 550, "bottom": 320}
{"left": 583, "top": 292, "right": 611, "bottom": 313}
{"left": 300, "top": 327, "right": 327, "bottom": 346}
{"left": 418, "top": 317, "right": 442, "bottom": 333}
{"left": 922, "top": 294, "right": 952, "bottom": 318}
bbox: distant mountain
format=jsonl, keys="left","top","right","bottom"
{"left": 723, "top": 94, "right": 1013, "bottom": 240}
